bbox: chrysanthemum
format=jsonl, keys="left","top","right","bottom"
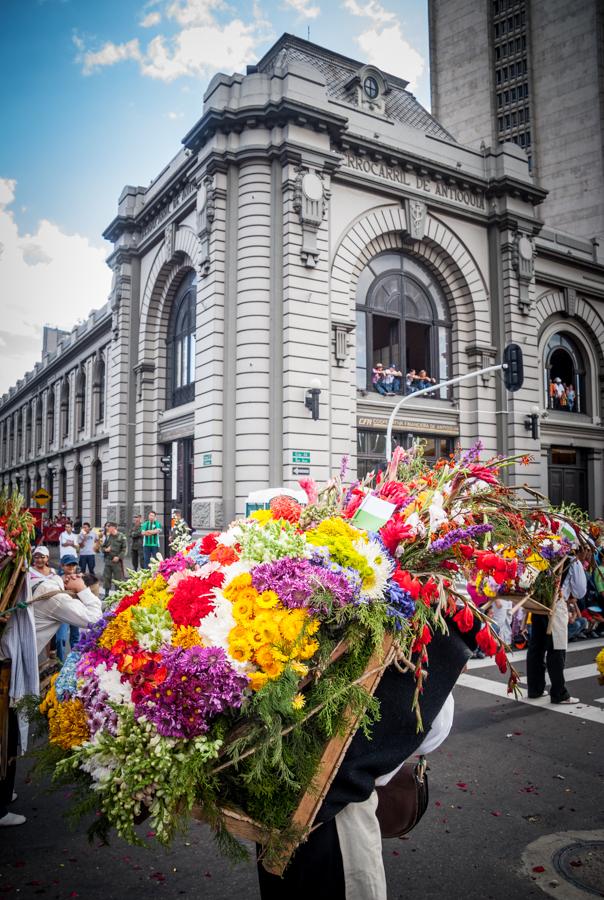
{"left": 255, "top": 590, "right": 280, "bottom": 609}
{"left": 353, "top": 538, "right": 394, "bottom": 600}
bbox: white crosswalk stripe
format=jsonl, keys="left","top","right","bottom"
{"left": 460, "top": 638, "right": 604, "bottom": 723}
{"left": 457, "top": 673, "right": 604, "bottom": 724}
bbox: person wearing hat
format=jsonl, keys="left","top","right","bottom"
{"left": 28, "top": 546, "right": 62, "bottom": 590}
{"left": 552, "top": 376, "right": 565, "bottom": 409}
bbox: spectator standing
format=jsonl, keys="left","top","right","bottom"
{"left": 566, "top": 384, "right": 576, "bottom": 412}
{"left": 129, "top": 514, "right": 143, "bottom": 570}
{"left": 101, "top": 522, "right": 127, "bottom": 595}
{"left": 490, "top": 596, "right": 513, "bottom": 645}
{"left": 55, "top": 555, "right": 81, "bottom": 662}
{"left": 78, "top": 522, "right": 99, "bottom": 575}
{"left": 553, "top": 377, "right": 565, "bottom": 408}
{"left": 526, "top": 551, "right": 587, "bottom": 704}
{"left": 58, "top": 522, "right": 79, "bottom": 563}
{"left": 141, "top": 510, "right": 162, "bottom": 567}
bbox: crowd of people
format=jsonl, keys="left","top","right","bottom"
{"left": 548, "top": 377, "right": 577, "bottom": 412}
{"left": 372, "top": 363, "right": 438, "bottom": 396}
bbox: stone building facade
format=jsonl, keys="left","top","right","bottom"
{"left": 1, "top": 34, "right": 603, "bottom": 535}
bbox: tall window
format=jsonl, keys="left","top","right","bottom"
{"left": 35, "top": 397, "right": 42, "bottom": 451}
{"left": 167, "top": 273, "right": 196, "bottom": 408}
{"left": 356, "top": 253, "right": 451, "bottom": 396}
{"left": 93, "top": 460, "right": 102, "bottom": 525}
{"left": 60, "top": 377, "right": 70, "bottom": 441}
{"left": 74, "top": 463, "right": 83, "bottom": 523}
{"left": 76, "top": 367, "right": 86, "bottom": 433}
{"left": 26, "top": 404, "right": 32, "bottom": 455}
{"left": 47, "top": 388, "right": 55, "bottom": 446}
{"left": 544, "top": 332, "right": 588, "bottom": 415}
{"left": 16, "top": 412, "right": 23, "bottom": 458}
{"left": 93, "top": 354, "right": 106, "bottom": 424}
{"left": 60, "top": 466, "right": 67, "bottom": 512}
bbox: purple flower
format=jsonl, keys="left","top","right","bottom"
{"left": 339, "top": 455, "right": 350, "bottom": 480}
{"left": 75, "top": 660, "right": 118, "bottom": 735}
{"left": 74, "top": 611, "right": 115, "bottom": 653}
{"left": 429, "top": 523, "right": 493, "bottom": 553}
{"left": 252, "top": 556, "right": 360, "bottom": 609}
{"left": 460, "top": 441, "right": 485, "bottom": 467}
{"left": 385, "top": 582, "right": 416, "bottom": 630}
{"left": 134, "top": 646, "right": 247, "bottom": 739}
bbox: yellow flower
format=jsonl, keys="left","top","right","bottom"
{"left": 249, "top": 509, "right": 273, "bottom": 525}
{"left": 229, "top": 624, "right": 251, "bottom": 644}
{"left": 232, "top": 596, "right": 256, "bottom": 623}
{"left": 255, "top": 590, "right": 280, "bottom": 609}
{"left": 298, "top": 638, "right": 319, "bottom": 661}
{"left": 248, "top": 671, "right": 270, "bottom": 691}
{"left": 172, "top": 625, "right": 204, "bottom": 649}
{"left": 596, "top": 648, "right": 604, "bottom": 677}
{"left": 99, "top": 608, "right": 136, "bottom": 649}
{"left": 292, "top": 692, "right": 306, "bottom": 711}
{"left": 290, "top": 660, "right": 309, "bottom": 678}
{"left": 305, "top": 618, "right": 320, "bottom": 636}
{"left": 254, "top": 644, "right": 279, "bottom": 671}
{"left": 229, "top": 637, "right": 252, "bottom": 663}
{"left": 40, "top": 678, "right": 89, "bottom": 749}
{"left": 223, "top": 572, "right": 253, "bottom": 600}
{"left": 263, "top": 658, "right": 284, "bottom": 679}
{"left": 250, "top": 611, "right": 280, "bottom": 646}
{"left": 139, "top": 574, "right": 171, "bottom": 608}
{"left": 279, "top": 609, "right": 307, "bottom": 643}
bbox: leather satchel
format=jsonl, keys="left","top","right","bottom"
{"left": 375, "top": 756, "right": 429, "bottom": 839}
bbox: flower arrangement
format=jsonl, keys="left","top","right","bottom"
{"left": 596, "top": 647, "right": 604, "bottom": 686}
{"left": 35, "top": 443, "right": 589, "bottom": 864}
{"left": 0, "top": 487, "right": 35, "bottom": 614}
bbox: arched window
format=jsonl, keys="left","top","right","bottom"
{"left": 92, "top": 459, "right": 102, "bottom": 525}
{"left": 356, "top": 253, "right": 451, "bottom": 396}
{"left": 35, "top": 397, "right": 42, "bottom": 451}
{"left": 59, "top": 466, "right": 67, "bottom": 512}
{"left": 76, "top": 367, "right": 86, "bottom": 432}
{"left": 16, "top": 411, "right": 23, "bottom": 459}
{"left": 93, "top": 354, "right": 106, "bottom": 424}
{"left": 47, "top": 388, "right": 55, "bottom": 447}
{"left": 544, "top": 332, "right": 587, "bottom": 415}
{"left": 60, "top": 377, "right": 70, "bottom": 441}
{"left": 167, "top": 273, "right": 196, "bottom": 408}
{"left": 25, "top": 404, "right": 32, "bottom": 455}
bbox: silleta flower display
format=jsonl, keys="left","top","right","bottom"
{"left": 35, "top": 444, "right": 592, "bottom": 865}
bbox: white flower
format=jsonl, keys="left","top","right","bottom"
{"left": 404, "top": 512, "right": 426, "bottom": 537}
{"left": 219, "top": 524, "right": 243, "bottom": 547}
{"left": 428, "top": 491, "right": 448, "bottom": 532}
{"left": 353, "top": 537, "right": 394, "bottom": 601}
{"left": 95, "top": 663, "right": 133, "bottom": 706}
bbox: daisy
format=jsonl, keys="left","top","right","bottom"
{"left": 353, "top": 538, "right": 394, "bottom": 600}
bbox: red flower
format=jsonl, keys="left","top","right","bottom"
{"left": 167, "top": 572, "right": 223, "bottom": 626}
{"left": 453, "top": 604, "right": 475, "bottom": 633}
{"left": 379, "top": 516, "right": 414, "bottom": 555}
{"left": 343, "top": 488, "right": 365, "bottom": 519}
{"left": 420, "top": 578, "right": 439, "bottom": 604}
{"left": 270, "top": 496, "right": 302, "bottom": 523}
{"left": 393, "top": 569, "right": 421, "bottom": 601}
{"left": 458, "top": 544, "right": 475, "bottom": 560}
{"left": 467, "top": 465, "right": 499, "bottom": 485}
{"left": 209, "top": 544, "right": 239, "bottom": 566}
{"left": 199, "top": 533, "right": 220, "bottom": 555}
{"left": 115, "top": 589, "right": 144, "bottom": 616}
{"left": 378, "top": 480, "right": 409, "bottom": 508}
{"left": 495, "top": 645, "right": 508, "bottom": 674}
{"left": 476, "top": 625, "right": 498, "bottom": 657}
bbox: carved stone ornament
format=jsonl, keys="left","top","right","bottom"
{"left": 133, "top": 361, "right": 156, "bottom": 401}
{"left": 563, "top": 286, "right": 578, "bottom": 317}
{"left": 164, "top": 222, "right": 176, "bottom": 260}
{"left": 197, "top": 175, "right": 215, "bottom": 278}
{"left": 407, "top": 199, "right": 428, "bottom": 240}
{"left": 512, "top": 232, "right": 535, "bottom": 314}
{"left": 331, "top": 319, "right": 355, "bottom": 366}
{"left": 293, "top": 166, "right": 327, "bottom": 268}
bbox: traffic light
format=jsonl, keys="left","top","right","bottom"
{"left": 160, "top": 455, "right": 172, "bottom": 477}
{"left": 502, "top": 343, "right": 524, "bottom": 392}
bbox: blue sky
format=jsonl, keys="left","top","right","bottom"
{"left": 0, "top": 0, "right": 430, "bottom": 393}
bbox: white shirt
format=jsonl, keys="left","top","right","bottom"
{"left": 59, "top": 530, "right": 79, "bottom": 559}
{"left": 551, "top": 558, "right": 588, "bottom": 651}
{"left": 79, "top": 530, "right": 97, "bottom": 555}
{"left": 31, "top": 583, "right": 102, "bottom": 654}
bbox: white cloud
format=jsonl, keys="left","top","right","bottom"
{"left": 74, "top": 0, "right": 271, "bottom": 82}
{"left": 343, "top": 0, "right": 394, "bottom": 27}
{"left": 342, "top": 0, "right": 424, "bottom": 89}
{"left": 80, "top": 38, "right": 142, "bottom": 75}
{"left": 166, "top": 110, "right": 184, "bottom": 119}
{"left": 284, "top": 0, "right": 321, "bottom": 20}
{"left": 0, "top": 179, "right": 111, "bottom": 395}
{"left": 140, "top": 11, "right": 162, "bottom": 27}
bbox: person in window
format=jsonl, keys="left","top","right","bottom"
{"left": 382, "top": 364, "right": 402, "bottom": 394}
{"left": 552, "top": 377, "right": 565, "bottom": 408}
{"left": 405, "top": 368, "right": 418, "bottom": 394}
{"left": 416, "top": 369, "right": 437, "bottom": 392}
{"left": 566, "top": 384, "right": 576, "bottom": 412}
{"left": 548, "top": 379, "right": 557, "bottom": 409}
{"left": 372, "top": 363, "right": 388, "bottom": 395}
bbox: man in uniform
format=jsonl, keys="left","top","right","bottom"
{"left": 129, "top": 514, "right": 143, "bottom": 570}
{"left": 101, "top": 521, "right": 127, "bottom": 595}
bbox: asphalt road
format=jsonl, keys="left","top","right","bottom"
{"left": 1, "top": 638, "right": 603, "bottom": 900}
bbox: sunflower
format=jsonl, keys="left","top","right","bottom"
{"left": 228, "top": 637, "right": 252, "bottom": 663}
{"left": 232, "top": 596, "right": 256, "bottom": 623}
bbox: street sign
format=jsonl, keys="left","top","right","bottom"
{"left": 33, "top": 488, "right": 51, "bottom": 507}
{"left": 202, "top": 453, "right": 212, "bottom": 466}
{"left": 292, "top": 466, "right": 310, "bottom": 476}
{"left": 292, "top": 451, "right": 311, "bottom": 464}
